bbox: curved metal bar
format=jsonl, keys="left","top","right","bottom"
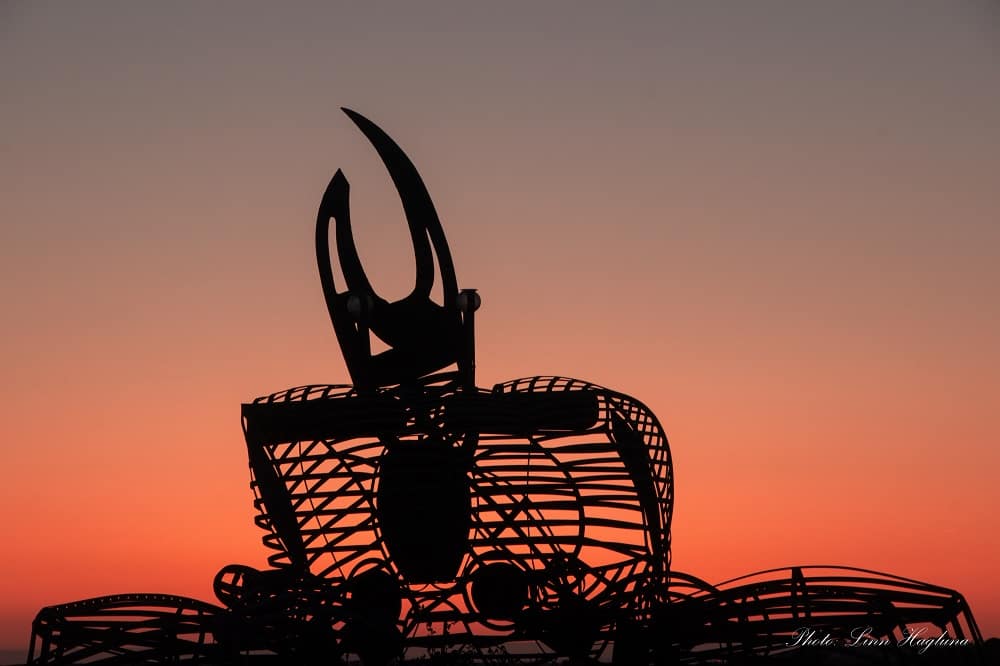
{"left": 316, "top": 170, "right": 373, "bottom": 385}
{"left": 341, "top": 107, "right": 457, "bottom": 304}
{"left": 315, "top": 110, "right": 466, "bottom": 389}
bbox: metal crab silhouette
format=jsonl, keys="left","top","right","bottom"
{"left": 28, "top": 110, "right": 985, "bottom": 665}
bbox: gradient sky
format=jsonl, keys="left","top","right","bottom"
{"left": 2, "top": 1, "right": 998, "bottom": 652}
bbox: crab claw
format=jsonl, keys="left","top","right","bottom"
{"left": 316, "top": 109, "right": 465, "bottom": 388}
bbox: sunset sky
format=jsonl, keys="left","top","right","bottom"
{"left": 1, "top": 1, "right": 998, "bottom": 654}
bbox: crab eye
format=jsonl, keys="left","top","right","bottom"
{"left": 455, "top": 289, "right": 481, "bottom": 313}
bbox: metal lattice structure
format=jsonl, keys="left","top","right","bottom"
{"left": 27, "top": 109, "right": 985, "bottom": 665}
{"left": 29, "top": 594, "right": 221, "bottom": 664}
{"left": 238, "top": 375, "right": 672, "bottom": 662}
{"left": 620, "top": 566, "right": 985, "bottom": 664}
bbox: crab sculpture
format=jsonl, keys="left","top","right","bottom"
{"left": 28, "top": 110, "right": 985, "bottom": 665}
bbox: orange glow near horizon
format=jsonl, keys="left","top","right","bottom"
{"left": 2, "top": 2, "right": 999, "bottom": 652}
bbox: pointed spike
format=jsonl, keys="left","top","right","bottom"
{"left": 340, "top": 108, "right": 456, "bottom": 302}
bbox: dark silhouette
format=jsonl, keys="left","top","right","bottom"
{"left": 27, "top": 110, "right": 985, "bottom": 665}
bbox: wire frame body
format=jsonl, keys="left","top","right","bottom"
{"left": 239, "top": 375, "right": 673, "bottom": 661}
{"left": 657, "top": 566, "right": 986, "bottom": 665}
{"left": 29, "top": 594, "right": 222, "bottom": 664}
